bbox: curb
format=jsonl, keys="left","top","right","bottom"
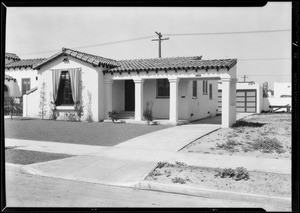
{"left": 135, "top": 180, "right": 291, "bottom": 207}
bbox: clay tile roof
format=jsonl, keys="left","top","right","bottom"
{"left": 107, "top": 56, "right": 237, "bottom": 73}
{"left": 5, "top": 58, "right": 46, "bottom": 69}
{"left": 5, "top": 74, "right": 15, "bottom": 81}
{"left": 5, "top": 53, "right": 21, "bottom": 61}
{"left": 33, "top": 47, "right": 119, "bottom": 69}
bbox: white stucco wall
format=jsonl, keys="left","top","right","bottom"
{"left": 263, "top": 97, "right": 292, "bottom": 112}
{"left": 23, "top": 89, "right": 39, "bottom": 118}
{"left": 5, "top": 68, "right": 38, "bottom": 95}
{"left": 188, "top": 80, "right": 218, "bottom": 121}
{"left": 30, "top": 55, "right": 104, "bottom": 122}
{"left": 274, "top": 82, "right": 291, "bottom": 98}
{"left": 4, "top": 79, "right": 21, "bottom": 97}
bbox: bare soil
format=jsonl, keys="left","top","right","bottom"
{"left": 146, "top": 162, "right": 291, "bottom": 197}
{"left": 181, "top": 113, "right": 291, "bottom": 159}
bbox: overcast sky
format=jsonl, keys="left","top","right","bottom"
{"left": 6, "top": 2, "right": 291, "bottom": 89}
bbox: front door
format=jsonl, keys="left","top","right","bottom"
{"left": 125, "top": 80, "right": 135, "bottom": 111}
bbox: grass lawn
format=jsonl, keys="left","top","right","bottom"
{"left": 5, "top": 146, "right": 73, "bottom": 165}
{"left": 181, "top": 113, "right": 291, "bottom": 159}
{"left": 146, "top": 161, "right": 291, "bottom": 198}
{"left": 4, "top": 119, "right": 170, "bottom": 146}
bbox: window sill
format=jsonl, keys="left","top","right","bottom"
{"left": 56, "top": 105, "right": 75, "bottom": 111}
{"left": 156, "top": 96, "right": 170, "bottom": 99}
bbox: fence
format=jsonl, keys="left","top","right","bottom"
{"left": 4, "top": 96, "right": 23, "bottom": 117}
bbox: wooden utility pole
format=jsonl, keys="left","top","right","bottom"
{"left": 242, "top": 75, "right": 248, "bottom": 82}
{"left": 151, "top": 31, "right": 169, "bottom": 58}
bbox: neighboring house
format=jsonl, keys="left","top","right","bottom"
{"left": 5, "top": 53, "right": 45, "bottom": 96}
{"left": 218, "top": 81, "right": 263, "bottom": 113}
{"left": 4, "top": 74, "right": 19, "bottom": 97}
{"left": 273, "top": 82, "right": 291, "bottom": 98}
{"left": 23, "top": 47, "right": 238, "bottom": 128}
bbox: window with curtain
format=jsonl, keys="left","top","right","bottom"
{"left": 156, "top": 79, "right": 170, "bottom": 98}
{"left": 209, "top": 83, "right": 213, "bottom": 100}
{"left": 55, "top": 71, "right": 74, "bottom": 106}
{"left": 192, "top": 80, "right": 197, "bottom": 98}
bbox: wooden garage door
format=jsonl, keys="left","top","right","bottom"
{"left": 218, "top": 89, "right": 256, "bottom": 113}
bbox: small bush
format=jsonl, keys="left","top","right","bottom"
{"left": 232, "top": 120, "right": 265, "bottom": 128}
{"left": 108, "top": 110, "right": 119, "bottom": 122}
{"left": 143, "top": 100, "right": 153, "bottom": 125}
{"left": 249, "top": 137, "right": 284, "bottom": 154}
{"left": 175, "top": 161, "right": 187, "bottom": 167}
{"left": 157, "top": 161, "right": 173, "bottom": 169}
{"left": 172, "top": 177, "right": 186, "bottom": 184}
{"left": 151, "top": 170, "right": 162, "bottom": 177}
{"left": 215, "top": 167, "right": 250, "bottom": 181}
{"left": 216, "top": 139, "right": 242, "bottom": 152}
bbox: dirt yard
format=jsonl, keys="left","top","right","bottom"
{"left": 181, "top": 113, "right": 291, "bottom": 159}
{"left": 146, "top": 162, "right": 291, "bottom": 197}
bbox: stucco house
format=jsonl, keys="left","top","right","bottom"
{"left": 5, "top": 53, "right": 45, "bottom": 96}
{"left": 22, "top": 47, "right": 238, "bottom": 128}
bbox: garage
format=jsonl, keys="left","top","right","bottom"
{"left": 218, "top": 89, "right": 257, "bottom": 113}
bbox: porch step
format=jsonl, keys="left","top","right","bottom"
{"left": 117, "top": 111, "right": 135, "bottom": 119}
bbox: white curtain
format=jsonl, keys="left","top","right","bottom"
{"left": 52, "top": 70, "right": 62, "bottom": 102}
{"left": 69, "top": 68, "right": 80, "bottom": 104}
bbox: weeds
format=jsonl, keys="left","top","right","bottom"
{"left": 172, "top": 177, "right": 186, "bottom": 184}
{"left": 215, "top": 167, "right": 250, "bottom": 181}
{"left": 157, "top": 161, "right": 173, "bottom": 169}
{"left": 247, "top": 137, "right": 285, "bottom": 154}
{"left": 232, "top": 120, "right": 265, "bottom": 128}
{"left": 216, "top": 139, "right": 243, "bottom": 152}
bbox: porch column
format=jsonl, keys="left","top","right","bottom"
{"left": 221, "top": 78, "right": 237, "bottom": 128}
{"left": 169, "top": 77, "right": 179, "bottom": 124}
{"left": 134, "top": 79, "right": 144, "bottom": 121}
{"left": 104, "top": 79, "right": 113, "bottom": 119}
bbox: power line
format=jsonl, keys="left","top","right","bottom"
{"left": 166, "top": 29, "right": 291, "bottom": 37}
{"left": 151, "top": 31, "right": 169, "bottom": 58}
{"left": 238, "top": 57, "right": 291, "bottom": 61}
{"left": 16, "top": 28, "right": 291, "bottom": 56}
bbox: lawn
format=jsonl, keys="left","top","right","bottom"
{"left": 181, "top": 113, "right": 291, "bottom": 159}
{"left": 5, "top": 146, "right": 73, "bottom": 165}
{"left": 4, "top": 119, "right": 170, "bottom": 146}
{"left": 146, "top": 161, "right": 291, "bottom": 198}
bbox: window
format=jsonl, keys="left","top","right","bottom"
{"left": 209, "top": 83, "right": 213, "bottom": 100}
{"left": 203, "top": 80, "right": 208, "bottom": 95}
{"left": 156, "top": 79, "right": 169, "bottom": 98}
{"left": 192, "top": 81, "right": 197, "bottom": 98}
{"left": 56, "top": 71, "right": 74, "bottom": 106}
{"left": 22, "top": 78, "right": 31, "bottom": 95}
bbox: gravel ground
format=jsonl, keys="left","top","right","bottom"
{"left": 181, "top": 113, "right": 291, "bottom": 159}
{"left": 4, "top": 119, "right": 170, "bottom": 146}
{"left": 146, "top": 162, "right": 291, "bottom": 197}
{"left": 5, "top": 147, "right": 74, "bottom": 165}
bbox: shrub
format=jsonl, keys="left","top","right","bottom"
{"left": 172, "top": 177, "right": 186, "bottom": 184}
{"left": 49, "top": 101, "right": 58, "bottom": 120}
{"left": 143, "top": 100, "right": 153, "bottom": 125}
{"left": 234, "top": 167, "right": 250, "bottom": 181}
{"left": 85, "top": 91, "right": 93, "bottom": 122}
{"left": 74, "top": 101, "right": 84, "bottom": 121}
{"left": 108, "top": 110, "right": 119, "bottom": 122}
{"left": 232, "top": 120, "right": 265, "bottom": 128}
{"left": 248, "top": 137, "right": 284, "bottom": 154}
{"left": 216, "top": 139, "right": 242, "bottom": 152}
{"left": 215, "top": 167, "right": 250, "bottom": 181}
{"left": 157, "top": 161, "right": 173, "bottom": 169}
{"left": 175, "top": 161, "right": 187, "bottom": 167}
{"left": 39, "top": 82, "right": 47, "bottom": 119}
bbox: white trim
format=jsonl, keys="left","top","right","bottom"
{"left": 56, "top": 106, "right": 75, "bottom": 110}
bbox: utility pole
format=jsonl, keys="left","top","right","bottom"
{"left": 242, "top": 75, "right": 248, "bottom": 82}
{"left": 151, "top": 31, "right": 169, "bottom": 58}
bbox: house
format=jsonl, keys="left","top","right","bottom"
{"left": 5, "top": 53, "right": 45, "bottom": 96}
{"left": 4, "top": 74, "right": 19, "bottom": 97}
{"left": 23, "top": 47, "right": 238, "bottom": 128}
{"left": 218, "top": 81, "right": 263, "bottom": 113}
{"left": 273, "top": 82, "right": 291, "bottom": 98}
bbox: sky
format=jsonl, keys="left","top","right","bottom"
{"left": 5, "top": 3, "right": 291, "bottom": 89}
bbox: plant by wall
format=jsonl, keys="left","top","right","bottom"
{"left": 108, "top": 110, "right": 119, "bottom": 122}
{"left": 39, "top": 82, "right": 47, "bottom": 119}
{"left": 75, "top": 80, "right": 84, "bottom": 121}
{"left": 85, "top": 91, "right": 93, "bottom": 122}
{"left": 143, "top": 100, "right": 153, "bottom": 125}
{"left": 5, "top": 97, "right": 22, "bottom": 120}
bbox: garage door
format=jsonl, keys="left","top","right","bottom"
{"left": 218, "top": 89, "right": 256, "bottom": 113}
